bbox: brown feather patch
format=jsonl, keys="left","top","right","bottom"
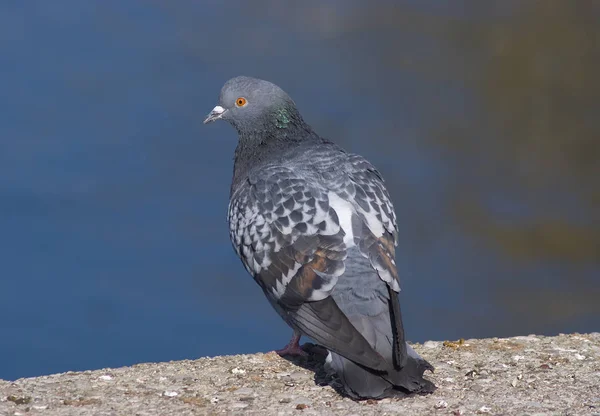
{"left": 296, "top": 249, "right": 329, "bottom": 297}
{"left": 376, "top": 234, "right": 399, "bottom": 284}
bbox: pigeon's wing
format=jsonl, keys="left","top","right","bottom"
{"left": 343, "top": 154, "right": 407, "bottom": 369}
{"left": 228, "top": 164, "right": 386, "bottom": 371}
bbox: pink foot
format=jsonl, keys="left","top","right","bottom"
{"left": 275, "top": 331, "right": 307, "bottom": 357}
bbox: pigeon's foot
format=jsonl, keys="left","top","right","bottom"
{"left": 275, "top": 332, "right": 307, "bottom": 357}
{"left": 275, "top": 343, "right": 307, "bottom": 357}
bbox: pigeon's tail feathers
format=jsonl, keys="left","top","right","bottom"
{"left": 327, "top": 341, "right": 435, "bottom": 399}
{"left": 387, "top": 344, "right": 436, "bottom": 394}
{"left": 388, "top": 288, "right": 408, "bottom": 369}
{"left": 324, "top": 277, "right": 435, "bottom": 399}
{"left": 326, "top": 353, "right": 391, "bottom": 399}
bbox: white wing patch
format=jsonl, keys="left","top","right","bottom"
{"left": 327, "top": 192, "right": 355, "bottom": 246}
{"left": 359, "top": 205, "right": 385, "bottom": 238}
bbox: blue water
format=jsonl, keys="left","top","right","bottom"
{"left": 1, "top": 1, "right": 598, "bottom": 381}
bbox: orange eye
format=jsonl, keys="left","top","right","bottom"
{"left": 235, "top": 97, "right": 247, "bottom": 107}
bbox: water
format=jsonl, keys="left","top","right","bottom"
{"left": 1, "top": 1, "right": 598, "bottom": 381}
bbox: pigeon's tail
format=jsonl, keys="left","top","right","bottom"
{"left": 387, "top": 344, "right": 436, "bottom": 396}
{"left": 325, "top": 249, "right": 435, "bottom": 399}
{"left": 325, "top": 328, "right": 435, "bottom": 399}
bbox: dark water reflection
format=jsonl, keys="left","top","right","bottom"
{"left": 0, "top": 1, "right": 598, "bottom": 380}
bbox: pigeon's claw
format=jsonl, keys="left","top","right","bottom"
{"left": 275, "top": 331, "right": 307, "bottom": 357}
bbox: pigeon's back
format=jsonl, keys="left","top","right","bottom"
{"left": 230, "top": 142, "right": 435, "bottom": 398}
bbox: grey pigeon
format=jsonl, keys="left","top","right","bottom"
{"left": 204, "top": 76, "right": 435, "bottom": 399}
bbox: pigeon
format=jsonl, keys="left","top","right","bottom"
{"left": 204, "top": 76, "right": 435, "bottom": 399}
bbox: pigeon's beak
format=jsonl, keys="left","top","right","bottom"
{"left": 203, "top": 105, "right": 228, "bottom": 124}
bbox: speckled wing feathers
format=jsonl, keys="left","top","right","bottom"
{"left": 228, "top": 164, "right": 347, "bottom": 303}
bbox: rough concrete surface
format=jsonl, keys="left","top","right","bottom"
{"left": 1, "top": 333, "right": 599, "bottom": 415}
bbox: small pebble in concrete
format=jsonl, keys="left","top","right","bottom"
{"left": 231, "top": 367, "right": 246, "bottom": 375}
{"left": 434, "top": 400, "right": 448, "bottom": 409}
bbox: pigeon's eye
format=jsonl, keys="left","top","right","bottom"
{"left": 235, "top": 97, "right": 247, "bottom": 107}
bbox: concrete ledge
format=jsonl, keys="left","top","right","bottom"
{"left": 1, "top": 333, "right": 599, "bottom": 415}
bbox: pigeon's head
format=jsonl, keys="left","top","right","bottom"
{"left": 204, "top": 76, "right": 300, "bottom": 133}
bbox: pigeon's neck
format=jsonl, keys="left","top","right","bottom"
{"left": 231, "top": 108, "right": 321, "bottom": 191}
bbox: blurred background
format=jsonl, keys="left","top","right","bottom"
{"left": 1, "top": 0, "right": 598, "bottom": 381}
